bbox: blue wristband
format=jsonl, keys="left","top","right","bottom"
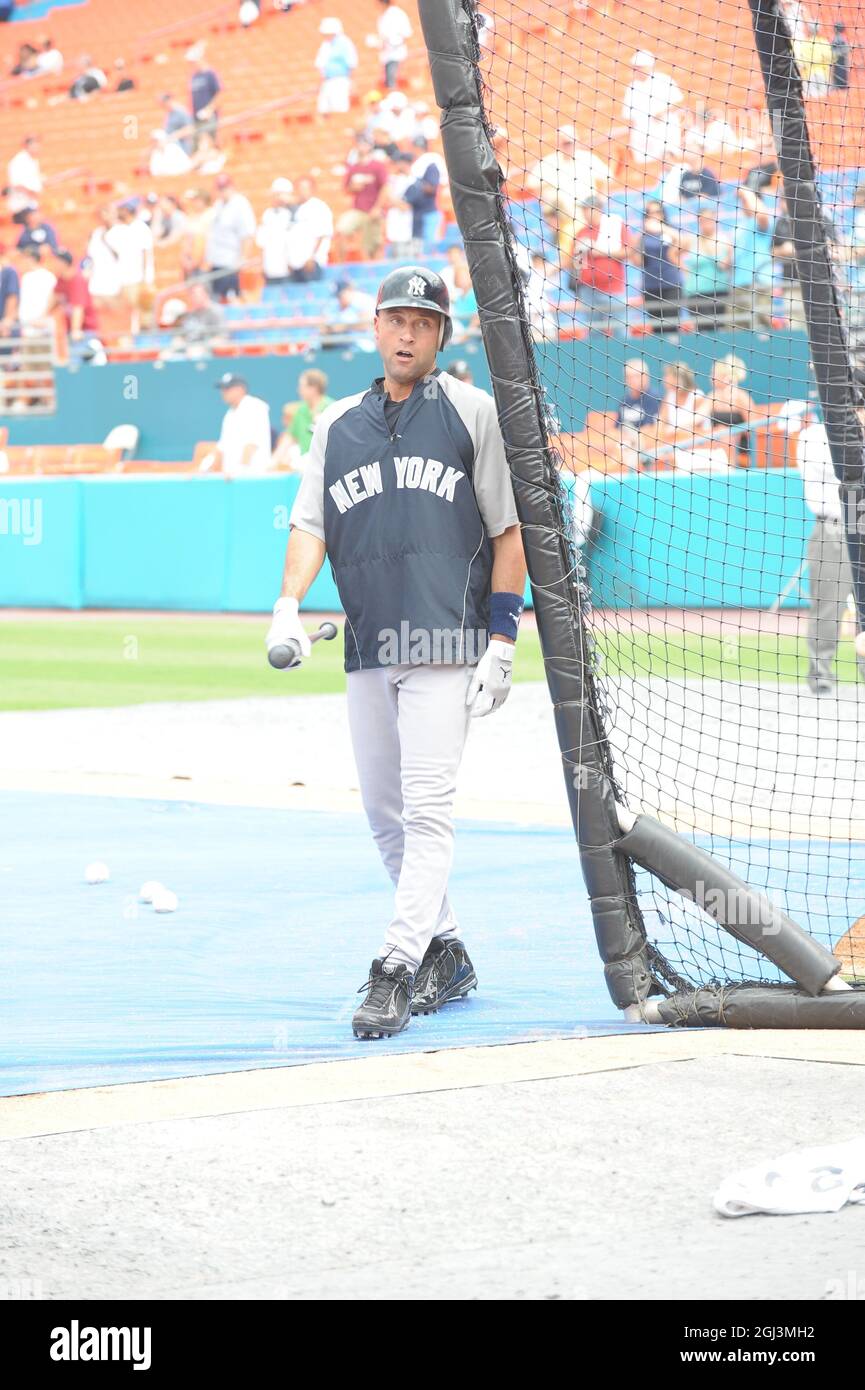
{"left": 488, "top": 590, "right": 524, "bottom": 642}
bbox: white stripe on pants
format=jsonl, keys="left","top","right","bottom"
{"left": 347, "top": 662, "right": 475, "bottom": 970}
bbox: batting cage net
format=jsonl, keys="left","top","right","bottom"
{"left": 419, "top": 0, "right": 865, "bottom": 1026}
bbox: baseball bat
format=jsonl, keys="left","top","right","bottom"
{"left": 268, "top": 620, "right": 338, "bottom": 670}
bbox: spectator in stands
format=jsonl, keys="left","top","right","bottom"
{"left": 106, "top": 199, "right": 155, "bottom": 336}
{"left": 152, "top": 195, "right": 187, "bottom": 247}
{"left": 11, "top": 43, "right": 38, "bottom": 78}
{"left": 683, "top": 208, "right": 732, "bottom": 330}
{"left": 289, "top": 368, "right": 332, "bottom": 453}
{"left": 633, "top": 199, "right": 685, "bottom": 333}
{"left": 450, "top": 258, "right": 479, "bottom": 338}
{"left": 524, "top": 251, "right": 559, "bottom": 341}
{"left": 530, "top": 125, "right": 610, "bottom": 225}
{"left": 796, "top": 407, "right": 865, "bottom": 693}
{"left": 368, "top": 90, "right": 415, "bottom": 147}
{"left": 257, "top": 178, "right": 295, "bottom": 288}
{"left": 6, "top": 135, "right": 42, "bottom": 224}
{"left": 16, "top": 206, "right": 58, "bottom": 255}
{"left": 617, "top": 358, "right": 661, "bottom": 431}
{"left": 32, "top": 38, "right": 63, "bottom": 77}
{"left": 160, "top": 284, "right": 225, "bottom": 358}
{"left": 285, "top": 176, "right": 333, "bottom": 281}
{"left": 371, "top": 1, "right": 413, "bottom": 90}
{"left": 180, "top": 189, "right": 213, "bottom": 280}
{"left": 709, "top": 355, "right": 756, "bottom": 464}
{"left": 161, "top": 94, "right": 194, "bottom": 156}
{"left": 239, "top": 0, "right": 262, "bottom": 26}
{"left": 441, "top": 245, "right": 467, "bottom": 303}
{"left": 187, "top": 45, "right": 222, "bottom": 144}
{"left": 568, "top": 196, "right": 630, "bottom": 335}
{"left": 0, "top": 247, "right": 20, "bottom": 347}
{"left": 18, "top": 247, "right": 56, "bottom": 329}
{"left": 381, "top": 151, "right": 415, "bottom": 257}
{"left": 622, "top": 50, "right": 683, "bottom": 166}
{"left": 321, "top": 277, "right": 377, "bottom": 344}
{"left": 703, "top": 354, "right": 754, "bottom": 465}
{"left": 68, "top": 55, "right": 107, "bottom": 101}
{"left": 208, "top": 372, "right": 272, "bottom": 476}
{"left": 339, "top": 135, "right": 387, "bottom": 259}
{"left": 149, "top": 129, "right": 193, "bottom": 178}
{"left": 112, "top": 58, "right": 135, "bottom": 93}
{"left": 205, "top": 174, "right": 256, "bottom": 301}
{"left": 729, "top": 185, "right": 774, "bottom": 330}
{"left": 794, "top": 20, "right": 832, "bottom": 99}
{"left": 659, "top": 362, "right": 729, "bottom": 473}
{"left": 52, "top": 249, "right": 99, "bottom": 347}
{"left": 831, "top": 23, "right": 850, "bottom": 91}
{"left": 272, "top": 404, "right": 304, "bottom": 471}
{"left": 315, "top": 18, "right": 358, "bottom": 117}
{"left": 687, "top": 102, "right": 755, "bottom": 159}
{"left": 660, "top": 141, "right": 721, "bottom": 216}
{"left": 191, "top": 132, "right": 227, "bottom": 176}
{"left": 404, "top": 136, "right": 445, "bottom": 250}
{"left": 473, "top": 1, "right": 496, "bottom": 53}
{"left": 86, "top": 207, "right": 123, "bottom": 306}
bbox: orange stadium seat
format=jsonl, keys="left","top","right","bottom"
{"left": 0, "top": 0, "right": 443, "bottom": 293}
{"left": 0, "top": 0, "right": 858, "bottom": 346}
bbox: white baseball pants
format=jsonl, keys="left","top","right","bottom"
{"left": 346, "top": 662, "right": 475, "bottom": 971}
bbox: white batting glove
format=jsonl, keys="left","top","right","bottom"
{"left": 466, "top": 639, "right": 514, "bottom": 718}
{"left": 856, "top": 631, "right": 865, "bottom": 660}
{"left": 266, "top": 597, "right": 311, "bottom": 667}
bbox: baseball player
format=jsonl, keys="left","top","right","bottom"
{"left": 267, "top": 265, "right": 526, "bottom": 1039}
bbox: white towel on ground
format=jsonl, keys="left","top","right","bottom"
{"left": 714, "top": 1137, "right": 865, "bottom": 1218}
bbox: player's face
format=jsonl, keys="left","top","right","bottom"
{"left": 375, "top": 307, "right": 441, "bottom": 386}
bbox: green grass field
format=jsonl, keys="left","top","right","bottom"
{"left": 0, "top": 615, "right": 859, "bottom": 712}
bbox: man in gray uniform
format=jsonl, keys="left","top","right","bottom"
{"left": 267, "top": 266, "right": 526, "bottom": 1038}
{"left": 796, "top": 410, "right": 865, "bottom": 694}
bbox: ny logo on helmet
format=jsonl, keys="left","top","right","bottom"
{"left": 407, "top": 275, "right": 427, "bottom": 297}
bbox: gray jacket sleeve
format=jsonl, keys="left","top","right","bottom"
{"left": 437, "top": 373, "right": 519, "bottom": 537}
{"left": 288, "top": 417, "right": 327, "bottom": 541}
{"left": 289, "top": 391, "right": 366, "bottom": 541}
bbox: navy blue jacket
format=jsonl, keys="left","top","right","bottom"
{"left": 290, "top": 369, "right": 517, "bottom": 672}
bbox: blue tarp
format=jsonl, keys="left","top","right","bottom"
{"left": 0, "top": 791, "right": 636, "bottom": 1097}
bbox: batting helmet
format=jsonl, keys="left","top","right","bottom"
{"left": 375, "top": 265, "right": 453, "bottom": 348}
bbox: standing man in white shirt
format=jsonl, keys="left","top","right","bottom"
{"left": 529, "top": 125, "right": 610, "bottom": 224}
{"left": 17, "top": 246, "right": 56, "bottom": 327}
{"left": 205, "top": 173, "right": 256, "bottom": 301}
{"left": 371, "top": 0, "right": 412, "bottom": 90}
{"left": 796, "top": 412, "right": 865, "bottom": 694}
{"left": 7, "top": 135, "right": 42, "bottom": 223}
{"left": 210, "top": 373, "right": 273, "bottom": 477}
{"left": 286, "top": 176, "right": 333, "bottom": 282}
{"left": 105, "top": 199, "right": 155, "bottom": 336}
{"left": 256, "top": 177, "right": 295, "bottom": 288}
{"left": 622, "top": 50, "right": 683, "bottom": 167}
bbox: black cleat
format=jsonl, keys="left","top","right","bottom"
{"left": 411, "top": 937, "right": 477, "bottom": 1015}
{"left": 352, "top": 958, "right": 414, "bottom": 1040}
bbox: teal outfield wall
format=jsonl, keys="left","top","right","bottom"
{"left": 0, "top": 469, "right": 812, "bottom": 613}
{"left": 2, "top": 331, "right": 818, "bottom": 460}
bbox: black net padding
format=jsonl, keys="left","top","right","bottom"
{"left": 419, "top": 0, "right": 865, "bottom": 1022}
